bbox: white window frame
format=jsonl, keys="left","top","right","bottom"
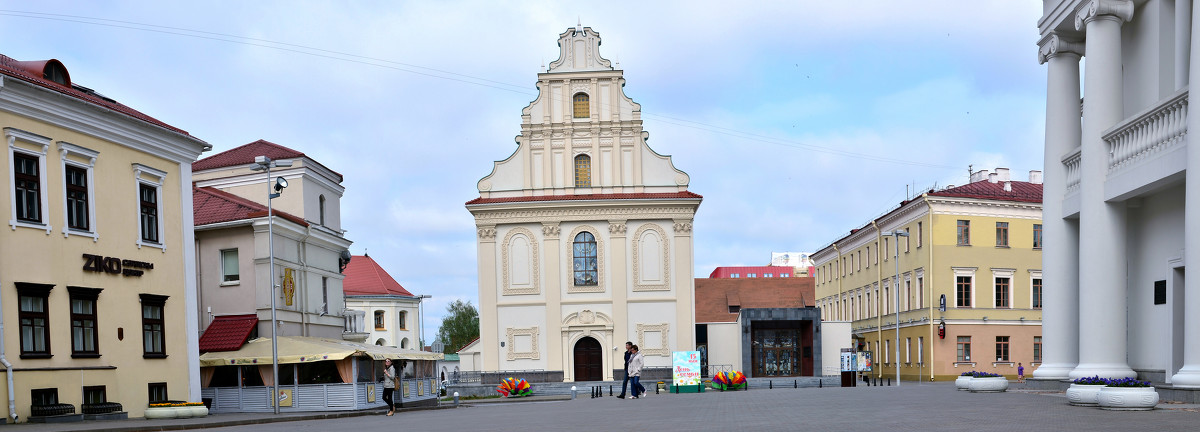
{"left": 992, "top": 268, "right": 1016, "bottom": 309}
{"left": 220, "top": 249, "right": 240, "bottom": 285}
{"left": 915, "top": 268, "right": 925, "bottom": 309}
{"left": 58, "top": 141, "right": 99, "bottom": 240}
{"left": 903, "top": 273, "right": 912, "bottom": 311}
{"left": 1029, "top": 270, "right": 1043, "bottom": 309}
{"left": 905, "top": 337, "right": 911, "bottom": 363}
{"left": 917, "top": 337, "right": 924, "bottom": 364}
{"left": 7, "top": 128, "right": 52, "bottom": 234}
{"left": 953, "top": 267, "right": 977, "bottom": 308}
{"left": 133, "top": 163, "right": 167, "bottom": 251}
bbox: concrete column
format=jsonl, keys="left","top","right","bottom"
{"left": 476, "top": 226, "right": 500, "bottom": 371}
{"left": 608, "top": 220, "right": 628, "bottom": 381}
{"left": 672, "top": 219, "right": 696, "bottom": 352}
{"left": 1032, "top": 34, "right": 1084, "bottom": 380}
{"left": 542, "top": 223, "right": 563, "bottom": 376}
{"left": 1179, "top": 0, "right": 1193, "bottom": 89}
{"left": 1070, "top": 0, "right": 1137, "bottom": 380}
{"left": 1168, "top": 0, "right": 1200, "bottom": 387}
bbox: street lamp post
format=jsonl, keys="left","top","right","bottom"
{"left": 882, "top": 230, "right": 908, "bottom": 387}
{"left": 252, "top": 155, "right": 291, "bottom": 414}
{"left": 417, "top": 294, "right": 432, "bottom": 348}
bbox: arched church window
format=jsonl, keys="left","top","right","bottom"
{"left": 574, "top": 154, "right": 591, "bottom": 187}
{"left": 573, "top": 232, "right": 598, "bottom": 286}
{"left": 573, "top": 93, "right": 589, "bottom": 118}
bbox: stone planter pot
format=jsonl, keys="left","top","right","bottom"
{"left": 955, "top": 376, "right": 972, "bottom": 391}
{"left": 967, "top": 377, "right": 1009, "bottom": 393}
{"left": 143, "top": 407, "right": 177, "bottom": 419}
{"left": 185, "top": 406, "right": 208, "bottom": 417}
{"left": 1097, "top": 386, "right": 1159, "bottom": 411}
{"left": 1066, "top": 384, "right": 1105, "bottom": 406}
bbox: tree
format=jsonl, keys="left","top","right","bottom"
{"left": 435, "top": 299, "right": 479, "bottom": 353}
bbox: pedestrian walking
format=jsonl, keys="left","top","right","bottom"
{"left": 628, "top": 345, "right": 645, "bottom": 399}
{"left": 617, "top": 341, "right": 633, "bottom": 398}
{"left": 1017, "top": 363, "right": 1024, "bottom": 383}
{"left": 382, "top": 358, "right": 397, "bottom": 416}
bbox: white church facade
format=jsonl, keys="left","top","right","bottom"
{"left": 1035, "top": 0, "right": 1200, "bottom": 388}
{"left": 466, "top": 25, "right": 701, "bottom": 381}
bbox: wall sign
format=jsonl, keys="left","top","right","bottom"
{"left": 82, "top": 254, "right": 153, "bottom": 277}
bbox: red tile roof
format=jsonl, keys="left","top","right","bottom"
{"left": 0, "top": 54, "right": 197, "bottom": 138}
{"left": 199, "top": 314, "right": 258, "bottom": 353}
{"left": 466, "top": 191, "right": 702, "bottom": 205}
{"left": 927, "top": 180, "right": 1042, "bottom": 203}
{"left": 193, "top": 186, "right": 309, "bottom": 227}
{"left": 342, "top": 254, "right": 414, "bottom": 297}
{"left": 192, "top": 139, "right": 344, "bottom": 182}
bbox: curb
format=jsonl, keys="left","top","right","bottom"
{"left": 64, "top": 405, "right": 455, "bottom": 432}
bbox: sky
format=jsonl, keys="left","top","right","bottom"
{"left": 0, "top": 1, "right": 1048, "bottom": 343}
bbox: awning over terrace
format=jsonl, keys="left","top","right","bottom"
{"left": 199, "top": 336, "right": 442, "bottom": 367}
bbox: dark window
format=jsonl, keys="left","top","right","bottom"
{"left": 374, "top": 311, "right": 385, "bottom": 330}
{"left": 69, "top": 287, "right": 102, "bottom": 357}
{"left": 83, "top": 386, "right": 106, "bottom": 404}
{"left": 1033, "top": 336, "right": 1042, "bottom": 362}
{"left": 995, "top": 277, "right": 1010, "bottom": 308}
{"left": 140, "top": 294, "right": 167, "bottom": 357}
{"left": 147, "top": 383, "right": 167, "bottom": 403}
{"left": 956, "top": 276, "right": 972, "bottom": 307}
{"left": 65, "top": 165, "right": 89, "bottom": 230}
{"left": 1154, "top": 280, "right": 1167, "bottom": 305}
{"left": 996, "top": 336, "right": 1010, "bottom": 362}
{"left": 14, "top": 153, "right": 41, "bottom": 223}
{"left": 221, "top": 249, "right": 239, "bottom": 282}
{"left": 572, "top": 232, "right": 598, "bottom": 286}
{"left": 995, "top": 222, "right": 1009, "bottom": 247}
{"left": 139, "top": 184, "right": 159, "bottom": 243}
{"left": 30, "top": 388, "right": 57, "bottom": 406}
{"left": 1032, "top": 224, "right": 1043, "bottom": 249}
{"left": 399, "top": 311, "right": 407, "bottom": 330}
{"left": 957, "top": 220, "right": 970, "bottom": 246}
{"left": 321, "top": 277, "right": 329, "bottom": 314}
{"left": 957, "top": 336, "right": 971, "bottom": 362}
{"left": 17, "top": 283, "right": 52, "bottom": 358}
{"left": 1032, "top": 278, "right": 1043, "bottom": 309}
{"left": 319, "top": 195, "right": 326, "bottom": 226}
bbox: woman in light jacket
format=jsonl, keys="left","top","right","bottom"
{"left": 382, "top": 359, "right": 396, "bottom": 416}
{"left": 628, "top": 345, "right": 645, "bottom": 399}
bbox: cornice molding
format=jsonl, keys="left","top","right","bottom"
{"left": 1075, "top": 0, "right": 1134, "bottom": 31}
{"left": 472, "top": 206, "right": 696, "bottom": 225}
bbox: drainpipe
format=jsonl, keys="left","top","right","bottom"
{"left": 298, "top": 226, "right": 311, "bottom": 337}
{"left": 0, "top": 286, "right": 18, "bottom": 421}
{"left": 870, "top": 221, "right": 883, "bottom": 379}
{"left": 926, "top": 196, "right": 935, "bottom": 381}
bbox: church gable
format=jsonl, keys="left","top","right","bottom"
{"left": 474, "top": 25, "right": 691, "bottom": 200}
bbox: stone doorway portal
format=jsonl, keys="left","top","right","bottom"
{"left": 573, "top": 336, "right": 603, "bottom": 381}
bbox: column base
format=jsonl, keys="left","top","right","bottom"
{"left": 1169, "top": 366, "right": 1200, "bottom": 388}
{"left": 1031, "top": 363, "right": 1077, "bottom": 380}
{"left": 1068, "top": 363, "right": 1136, "bottom": 380}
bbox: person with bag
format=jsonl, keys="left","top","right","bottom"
{"left": 628, "top": 345, "right": 645, "bottom": 399}
{"left": 382, "top": 358, "right": 397, "bottom": 416}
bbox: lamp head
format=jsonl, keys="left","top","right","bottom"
{"left": 274, "top": 176, "right": 288, "bottom": 192}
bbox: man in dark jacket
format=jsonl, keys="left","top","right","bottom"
{"left": 617, "top": 341, "right": 633, "bottom": 398}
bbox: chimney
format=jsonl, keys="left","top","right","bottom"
{"left": 1029, "top": 170, "right": 1043, "bottom": 184}
{"left": 970, "top": 169, "right": 989, "bottom": 183}
{"left": 995, "top": 167, "right": 1011, "bottom": 182}
{"left": 946, "top": 184, "right": 955, "bottom": 189}
{"left": 988, "top": 173, "right": 998, "bottom": 183}
{"left": 1004, "top": 181, "right": 1012, "bottom": 192}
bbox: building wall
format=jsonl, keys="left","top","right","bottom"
{"left": 820, "top": 321, "right": 851, "bottom": 376}
{"left": 705, "top": 322, "right": 742, "bottom": 372}
{"left": 1125, "top": 183, "right": 1185, "bottom": 370}
{"left": 1, "top": 97, "right": 205, "bottom": 420}
{"left": 196, "top": 226, "right": 257, "bottom": 330}
{"left": 344, "top": 298, "right": 419, "bottom": 348}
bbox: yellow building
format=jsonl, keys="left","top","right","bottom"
{"left": 0, "top": 55, "right": 209, "bottom": 421}
{"left": 813, "top": 168, "right": 1043, "bottom": 382}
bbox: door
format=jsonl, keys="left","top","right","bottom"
{"left": 573, "top": 337, "right": 603, "bottom": 382}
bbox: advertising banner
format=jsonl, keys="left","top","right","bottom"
{"left": 672, "top": 351, "right": 701, "bottom": 386}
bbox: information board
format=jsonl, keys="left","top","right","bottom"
{"left": 672, "top": 351, "right": 701, "bottom": 386}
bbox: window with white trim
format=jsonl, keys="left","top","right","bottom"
{"left": 220, "top": 249, "right": 239, "bottom": 283}
{"left": 133, "top": 164, "right": 166, "bottom": 249}
{"left": 58, "top": 141, "right": 98, "bottom": 239}
{"left": 7, "top": 128, "right": 51, "bottom": 233}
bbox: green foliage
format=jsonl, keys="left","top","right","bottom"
{"left": 435, "top": 299, "right": 479, "bottom": 353}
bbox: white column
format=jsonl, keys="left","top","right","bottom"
{"left": 1179, "top": 0, "right": 1193, "bottom": 89}
{"left": 1070, "top": 0, "right": 1137, "bottom": 380}
{"left": 1169, "top": 0, "right": 1200, "bottom": 388}
{"left": 1032, "top": 33, "right": 1084, "bottom": 380}
{"left": 181, "top": 162, "right": 202, "bottom": 401}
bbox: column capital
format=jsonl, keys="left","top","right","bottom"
{"left": 1075, "top": 0, "right": 1134, "bottom": 31}
{"left": 1038, "top": 33, "right": 1085, "bottom": 64}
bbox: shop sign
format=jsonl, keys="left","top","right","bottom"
{"left": 81, "top": 254, "right": 154, "bottom": 277}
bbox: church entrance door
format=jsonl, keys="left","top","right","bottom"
{"left": 573, "top": 337, "right": 603, "bottom": 381}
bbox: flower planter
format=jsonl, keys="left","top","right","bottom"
{"left": 1097, "top": 386, "right": 1159, "bottom": 411}
{"left": 955, "top": 375, "right": 972, "bottom": 391}
{"left": 185, "top": 405, "right": 208, "bottom": 417}
{"left": 143, "top": 407, "right": 176, "bottom": 419}
{"left": 967, "top": 376, "right": 1009, "bottom": 393}
{"left": 1066, "top": 384, "right": 1105, "bottom": 406}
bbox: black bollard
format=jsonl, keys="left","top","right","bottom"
{"left": 819, "top": 379, "right": 823, "bottom": 388}
{"left": 888, "top": 378, "right": 892, "bottom": 386}
{"left": 655, "top": 384, "right": 660, "bottom": 394}
{"left": 769, "top": 381, "right": 773, "bottom": 389}
{"left": 609, "top": 386, "right": 613, "bottom": 396}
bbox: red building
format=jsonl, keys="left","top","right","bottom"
{"left": 709, "top": 266, "right": 797, "bottom": 278}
